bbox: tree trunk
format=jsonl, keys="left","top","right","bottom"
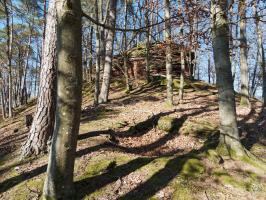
{"left": 208, "top": 52, "right": 211, "bottom": 84}
{"left": 98, "top": 0, "right": 116, "bottom": 103}
{"left": 43, "top": 0, "right": 82, "bottom": 199}
{"left": 4, "top": 0, "right": 13, "bottom": 118}
{"left": 239, "top": 0, "right": 250, "bottom": 107}
{"left": 21, "top": 0, "right": 57, "bottom": 158}
{"left": 178, "top": 0, "right": 185, "bottom": 100}
{"left": 145, "top": 0, "right": 151, "bottom": 83}
{"left": 94, "top": 0, "right": 101, "bottom": 105}
{"left": 211, "top": 0, "right": 245, "bottom": 157}
{"left": 0, "top": 70, "right": 6, "bottom": 119}
{"left": 254, "top": 2, "right": 266, "bottom": 106}
{"left": 164, "top": 0, "right": 173, "bottom": 105}
{"left": 123, "top": 1, "right": 131, "bottom": 92}
{"left": 21, "top": 31, "right": 32, "bottom": 105}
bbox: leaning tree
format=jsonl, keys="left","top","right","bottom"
{"left": 21, "top": 0, "right": 57, "bottom": 158}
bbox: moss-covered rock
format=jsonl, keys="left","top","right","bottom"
{"left": 157, "top": 116, "right": 177, "bottom": 132}
{"left": 180, "top": 158, "right": 205, "bottom": 179}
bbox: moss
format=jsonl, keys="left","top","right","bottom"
{"left": 172, "top": 180, "right": 194, "bottom": 200}
{"left": 160, "top": 78, "right": 181, "bottom": 90}
{"left": 250, "top": 143, "right": 266, "bottom": 161}
{"left": 181, "top": 119, "right": 218, "bottom": 137}
{"left": 205, "top": 149, "right": 220, "bottom": 163}
{"left": 240, "top": 97, "right": 250, "bottom": 107}
{"left": 157, "top": 116, "right": 176, "bottom": 132}
{"left": 240, "top": 155, "right": 266, "bottom": 171}
{"left": 180, "top": 158, "right": 205, "bottom": 179}
{"left": 114, "top": 120, "right": 129, "bottom": 129}
{"left": 9, "top": 177, "right": 44, "bottom": 200}
{"left": 76, "top": 155, "right": 133, "bottom": 181}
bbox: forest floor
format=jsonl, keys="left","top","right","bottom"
{"left": 0, "top": 77, "right": 266, "bottom": 200}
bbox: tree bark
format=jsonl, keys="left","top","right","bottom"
{"left": 254, "top": 2, "right": 266, "bottom": 106}
{"left": 94, "top": 0, "right": 101, "bottom": 105}
{"left": 123, "top": 1, "right": 131, "bottom": 92}
{"left": 21, "top": 0, "right": 57, "bottom": 158}
{"left": 43, "top": 0, "right": 82, "bottom": 198}
{"left": 98, "top": 0, "right": 116, "bottom": 103}
{"left": 0, "top": 70, "right": 6, "bottom": 119}
{"left": 145, "top": 0, "right": 151, "bottom": 83}
{"left": 21, "top": 30, "right": 32, "bottom": 105}
{"left": 4, "top": 0, "right": 13, "bottom": 118}
{"left": 239, "top": 0, "right": 250, "bottom": 107}
{"left": 178, "top": 0, "right": 185, "bottom": 100}
{"left": 164, "top": 0, "right": 173, "bottom": 105}
{"left": 211, "top": 0, "right": 245, "bottom": 157}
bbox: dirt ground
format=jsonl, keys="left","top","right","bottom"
{"left": 0, "top": 78, "right": 266, "bottom": 200}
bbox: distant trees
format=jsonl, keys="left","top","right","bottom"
{"left": 43, "top": 0, "right": 82, "bottom": 198}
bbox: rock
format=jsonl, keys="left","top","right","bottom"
{"left": 157, "top": 116, "right": 176, "bottom": 132}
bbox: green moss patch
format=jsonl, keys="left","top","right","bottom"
{"left": 181, "top": 118, "right": 218, "bottom": 138}
{"left": 157, "top": 116, "right": 177, "bottom": 132}
{"left": 180, "top": 158, "right": 205, "bottom": 179}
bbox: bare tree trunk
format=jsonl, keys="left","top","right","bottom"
{"left": 254, "top": 2, "right": 266, "bottom": 106}
{"left": 21, "top": 31, "right": 32, "bottom": 105}
{"left": 4, "top": 0, "right": 13, "bottom": 118}
{"left": 208, "top": 52, "right": 211, "bottom": 84}
{"left": 145, "top": 0, "right": 151, "bottom": 83}
{"left": 21, "top": 0, "right": 57, "bottom": 158}
{"left": 98, "top": 0, "right": 116, "bottom": 103}
{"left": 0, "top": 70, "right": 6, "bottom": 119}
{"left": 94, "top": 0, "right": 101, "bottom": 105}
{"left": 88, "top": 26, "right": 93, "bottom": 83}
{"left": 178, "top": 0, "right": 185, "bottom": 100}
{"left": 239, "top": 0, "right": 250, "bottom": 107}
{"left": 43, "top": 0, "right": 82, "bottom": 198}
{"left": 123, "top": 1, "right": 131, "bottom": 92}
{"left": 211, "top": 0, "right": 245, "bottom": 157}
{"left": 164, "top": 0, "right": 173, "bottom": 105}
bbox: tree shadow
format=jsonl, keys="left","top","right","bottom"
{"left": 74, "top": 130, "right": 219, "bottom": 200}
{"left": 74, "top": 157, "right": 154, "bottom": 199}
{"left": 240, "top": 107, "right": 266, "bottom": 150}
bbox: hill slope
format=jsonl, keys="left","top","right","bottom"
{"left": 0, "top": 78, "right": 265, "bottom": 200}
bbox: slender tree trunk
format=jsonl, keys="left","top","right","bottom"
{"left": 21, "top": 31, "right": 32, "bottom": 105}
{"left": 88, "top": 26, "right": 93, "bottom": 83}
{"left": 164, "top": 0, "right": 173, "bottom": 105}
{"left": 94, "top": 0, "right": 101, "bottom": 105}
{"left": 4, "top": 0, "right": 13, "bottom": 118}
{"left": 178, "top": 0, "right": 185, "bottom": 100}
{"left": 250, "top": 48, "right": 259, "bottom": 97}
{"left": 145, "top": 0, "right": 151, "bottom": 83}
{"left": 43, "top": 0, "right": 82, "bottom": 198}
{"left": 179, "top": 49, "right": 185, "bottom": 100}
{"left": 211, "top": 0, "right": 245, "bottom": 157}
{"left": 239, "top": 0, "right": 250, "bottom": 107}
{"left": 208, "top": 52, "right": 211, "bottom": 84}
{"left": 123, "top": 1, "right": 131, "bottom": 92}
{"left": 260, "top": 36, "right": 266, "bottom": 107}
{"left": 0, "top": 70, "right": 6, "bottom": 119}
{"left": 98, "top": 0, "right": 117, "bottom": 103}
{"left": 254, "top": 2, "right": 266, "bottom": 106}
{"left": 21, "top": 0, "right": 57, "bottom": 158}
